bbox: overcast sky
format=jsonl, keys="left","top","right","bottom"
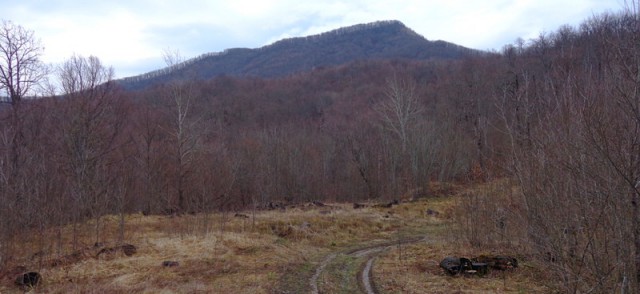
{"left": 0, "top": 0, "right": 626, "bottom": 78}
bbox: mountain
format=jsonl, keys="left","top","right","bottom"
{"left": 118, "top": 20, "right": 478, "bottom": 90}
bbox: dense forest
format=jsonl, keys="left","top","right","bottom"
{"left": 1, "top": 6, "right": 639, "bottom": 292}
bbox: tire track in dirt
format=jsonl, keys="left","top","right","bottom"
{"left": 310, "top": 236, "right": 426, "bottom": 294}
{"left": 310, "top": 253, "right": 337, "bottom": 294}
{"left": 362, "top": 255, "right": 379, "bottom": 294}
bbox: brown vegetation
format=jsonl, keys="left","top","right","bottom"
{"left": 0, "top": 4, "right": 639, "bottom": 292}
{"left": 0, "top": 194, "right": 481, "bottom": 293}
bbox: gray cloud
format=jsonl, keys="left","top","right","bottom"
{"left": 0, "top": 0, "right": 625, "bottom": 78}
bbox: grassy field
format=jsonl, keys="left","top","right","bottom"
{"left": 373, "top": 239, "right": 547, "bottom": 293}
{"left": 0, "top": 182, "right": 548, "bottom": 293}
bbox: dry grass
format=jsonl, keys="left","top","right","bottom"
{"left": 373, "top": 180, "right": 549, "bottom": 294}
{"left": 0, "top": 182, "right": 547, "bottom": 293}
{"left": 373, "top": 242, "right": 548, "bottom": 293}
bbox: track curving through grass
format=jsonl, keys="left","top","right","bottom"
{"left": 306, "top": 236, "right": 427, "bottom": 294}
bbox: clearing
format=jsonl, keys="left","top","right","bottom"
{"left": 0, "top": 183, "right": 547, "bottom": 293}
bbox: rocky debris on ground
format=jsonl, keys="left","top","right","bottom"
{"left": 472, "top": 255, "right": 518, "bottom": 270}
{"left": 49, "top": 249, "right": 93, "bottom": 267}
{"left": 373, "top": 199, "right": 400, "bottom": 208}
{"left": 162, "top": 261, "right": 180, "bottom": 267}
{"left": 289, "top": 201, "right": 337, "bottom": 211}
{"left": 24, "top": 242, "right": 139, "bottom": 269}
{"left": 241, "top": 200, "right": 340, "bottom": 213}
{"left": 440, "top": 255, "right": 517, "bottom": 276}
{"left": 440, "top": 256, "right": 487, "bottom": 276}
{"left": 311, "top": 201, "right": 325, "bottom": 207}
{"left": 353, "top": 203, "right": 367, "bottom": 209}
{"left": 121, "top": 244, "right": 137, "bottom": 256}
{"left": 425, "top": 208, "right": 439, "bottom": 216}
{"left": 14, "top": 271, "right": 41, "bottom": 291}
{"left": 97, "top": 243, "right": 137, "bottom": 258}
{"left": 265, "top": 201, "right": 287, "bottom": 211}
{"left": 161, "top": 208, "right": 179, "bottom": 216}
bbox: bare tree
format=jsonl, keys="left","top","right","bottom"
{"left": 133, "top": 105, "right": 165, "bottom": 215}
{"left": 374, "top": 75, "right": 426, "bottom": 195}
{"left": 374, "top": 76, "right": 422, "bottom": 152}
{"left": 0, "top": 20, "right": 46, "bottom": 263}
{"left": 0, "top": 20, "right": 46, "bottom": 199}
{"left": 491, "top": 9, "right": 640, "bottom": 292}
{"left": 163, "top": 49, "right": 202, "bottom": 213}
{"left": 57, "top": 54, "right": 124, "bottom": 248}
{"left": 0, "top": 20, "right": 46, "bottom": 105}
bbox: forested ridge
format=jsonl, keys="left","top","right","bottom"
{"left": 117, "top": 20, "right": 476, "bottom": 90}
{"left": 1, "top": 7, "right": 640, "bottom": 292}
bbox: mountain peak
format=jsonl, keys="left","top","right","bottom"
{"left": 263, "top": 20, "right": 421, "bottom": 48}
{"left": 119, "top": 20, "right": 475, "bottom": 90}
{"left": 304, "top": 20, "right": 419, "bottom": 40}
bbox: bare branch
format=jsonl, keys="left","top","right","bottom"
{"left": 0, "top": 20, "right": 45, "bottom": 104}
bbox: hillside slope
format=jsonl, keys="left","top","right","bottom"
{"left": 118, "top": 20, "right": 476, "bottom": 90}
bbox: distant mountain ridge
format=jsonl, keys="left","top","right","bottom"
{"left": 118, "top": 20, "right": 478, "bottom": 90}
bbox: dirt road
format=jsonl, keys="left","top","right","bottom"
{"left": 306, "top": 237, "right": 426, "bottom": 294}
